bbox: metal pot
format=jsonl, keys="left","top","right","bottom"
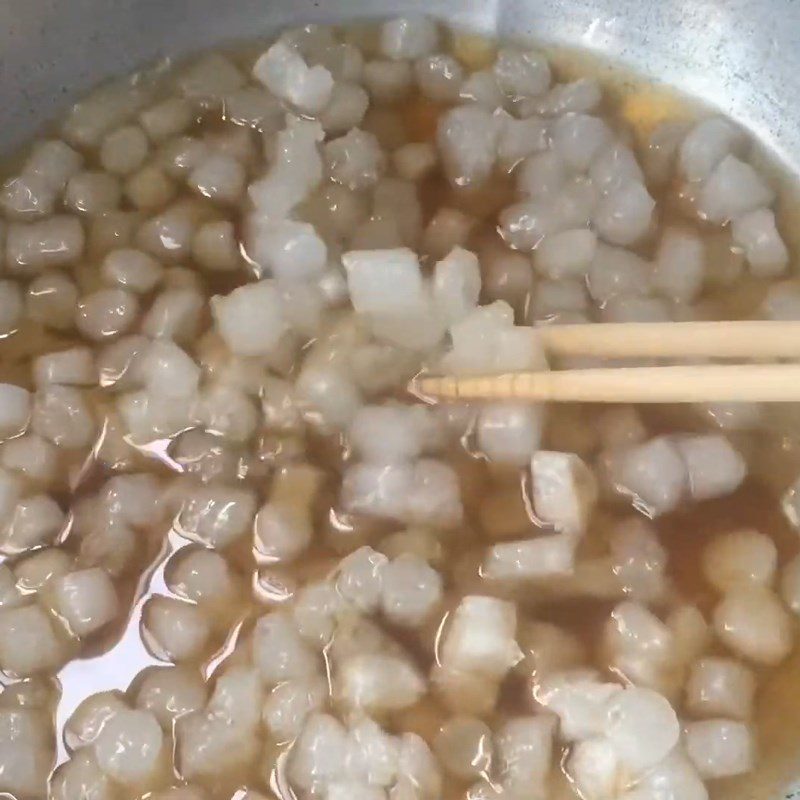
{"left": 1, "top": 0, "right": 799, "bottom": 164}
{"left": 0, "top": 1, "right": 798, "bottom": 796}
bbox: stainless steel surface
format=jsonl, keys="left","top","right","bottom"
{"left": 0, "top": 0, "right": 798, "bottom": 795}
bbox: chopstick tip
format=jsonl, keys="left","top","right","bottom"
{"left": 409, "top": 374, "right": 458, "bottom": 401}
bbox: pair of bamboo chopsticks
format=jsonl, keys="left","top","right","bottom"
{"left": 413, "top": 321, "right": 800, "bottom": 403}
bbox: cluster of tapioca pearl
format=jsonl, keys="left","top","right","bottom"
{"left": 0, "top": 474, "right": 260, "bottom": 796}
{"left": 0, "top": 9, "right": 797, "bottom": 800}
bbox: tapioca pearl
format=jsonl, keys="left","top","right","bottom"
{"left": 142, "top": 596, "right": 211, "bottom": 663}
{"left": 75, "top": 288, "right": 139, "bottom": 341}
{"left": 133, "top": 666, "right": 208, "bottom": 729}
{"left": 25, "top": 272, "right": 79, "bottom": 330}
{"left": 93, "top": 708, "right": 164, "bottom": 785}
{"left": 100, "top": 125, "right": 150, "bottom": 175}
{"left": 713, "top": 586, "right": 793, "bottom": 665}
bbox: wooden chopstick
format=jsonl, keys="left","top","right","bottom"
{"left": 414, "top": 364, "right": 800, "bottom": 403}
{"left": 538, "top": 321, "right": 800, "bottom": 359}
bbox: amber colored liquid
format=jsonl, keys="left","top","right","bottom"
{"left": 1, "top": 24, "right": 800, "bottom": 800}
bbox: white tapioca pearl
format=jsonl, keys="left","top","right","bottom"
{"left": 713, "top": 586, "right": 793, "bottom": 665}
{"left": 94, "top": 708, "right": 164, "bottom": 785}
